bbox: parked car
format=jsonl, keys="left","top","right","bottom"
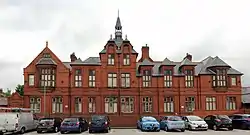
{"left": 60, "top": 117, "right": 88, "bottom": 134}
{"left": 36, "top": 117, "right": 62, "bottom": 133}
{"left": 204, "top": 115, "right": 233, "bottom": 131}
{"left": 137, "top": 116, "right": 160, "bottom": 132}
{"left": 159, "top": 116, "right": 185, "bottom": 132}
{"left": 182, "top": 115, "right": 208, "bottom": 131}
{"left": 230, "top": 114, "right": 250, "bottom": 129}
{"left": 88, "top": 115, "right": 111, "bottom": 133}
{"left": 0, "top": 109, "right": 39, "bottom": 135}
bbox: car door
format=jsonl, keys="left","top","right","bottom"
{"left": 232, "top": 115, "right": 241, "bottom": 128}
{"left": 204, "top": 115, "right": 212, "bottom": 128}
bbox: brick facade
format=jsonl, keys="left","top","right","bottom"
{"left": 22, "top": 16, "right": 243, "bottom": 127}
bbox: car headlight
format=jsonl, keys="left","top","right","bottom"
{"left": 190, "top": 122, "right": 197, "bottom": 125}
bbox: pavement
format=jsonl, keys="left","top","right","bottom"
{"left": 18, "top": 129, "right": 250, "bottom": 135}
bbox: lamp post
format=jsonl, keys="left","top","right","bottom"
{"left": 43, "top": 85, "right": 46, "bottom": 117}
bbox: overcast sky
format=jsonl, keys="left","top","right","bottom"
{"left": 0, "top": 0, "right": 250, "bottom": 91}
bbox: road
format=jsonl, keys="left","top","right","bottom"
{"left": 21, "top": 129, "right": 250, "bottom": 135}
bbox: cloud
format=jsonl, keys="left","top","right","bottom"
{"left": 0, "top": 0, "right": 250, "bottom": 90}
{"left": 0, "top": 60, "right": 24, "bottom": 91}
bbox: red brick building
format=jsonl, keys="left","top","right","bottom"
{"left": 23, "top": 16, "right": 243, "bottom": 126}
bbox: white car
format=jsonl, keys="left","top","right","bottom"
{"left": 182, "top": 115, "right": 208, "bottom": 131}
{"left": 0, "top": 108, "right": 39, "bottom": 135}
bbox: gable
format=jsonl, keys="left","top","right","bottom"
{"left": 24, "top": 42, "right": 69, "bottom": 71}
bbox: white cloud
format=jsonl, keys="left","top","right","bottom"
{"left": 0, "top": 0, "right": 250, "bottom": 90}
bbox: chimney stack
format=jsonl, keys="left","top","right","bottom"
{"left": 185, "top": 53, "right": 192, "bottom": 61}
{"left": 142, "top": 44, "right": 149, "bottom": 59}
{"left": 70, "top": 52, "right": 77, "bottom": 62}
{"left": 138, "top": 44, "right": 153, "bottom": 62}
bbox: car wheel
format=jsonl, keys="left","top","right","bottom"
{"left": 241, "top": 124, "right": 247, "bottom": 129}
{"left": 104, "top": 129, "right": 109, "bottom": 133}
{"left": 54, "top": 127, "right": 59, "bottom": 133}
{"left": 78, "top": 127, "right": 82, "bottom": 133}
{"left": 188, "top": 125, "right": 192, "bottom": 131}
{"left": 20, "top": 127, "right": 25, "bottom": 134}
{"left": 89, "top": 130, "right": 93, "bottom": 133}
{"left": 228, "top": 127, "right": 233, "bottom": 131}
{"left": 37, "top": 130, "right": 42, "bottom": 133}
{"left": 213, "top": 125, "right": 218, "bottom": 131}
{"left": 181, "top": 129, "right": 185, "bottom": 132}
{"left": 164, "top": 126, "right": 169, "bottom": 132}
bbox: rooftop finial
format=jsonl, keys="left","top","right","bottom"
{"left": 110, "top": 34, "right": 112, "bottom": 40}
{"left": 125, "top": 34, "right": 127, "bottom": 40}
{"left": 146, "top": 44, "right": 148, "bottom": 47}
{"left": 46, "top": 41, "right": 48, "bottom": 47}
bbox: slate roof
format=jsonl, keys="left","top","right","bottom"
{"left": 180, "top": 57, "right": 197, "bottom": 67}
{"left": 139, "top": 59, "right": 155, "bottom": 66}
{"left": 161, "top": 57, "right": 176, "bottom": 66}
{"left": 63, "top": 54, "right": 242, "bottom": 77}
{"left": 36, "top": 58, "right": 57, "bottom": 65}
{"left": 100, "top": 48, "right": 138, "bottom": 54}
{"left": 135, "top": 56, "right": 242, "bottom": 76}
{"left": 70, "top": 57, "right": 101, "bottom": 65}
{"left": 207, "top": 56, "right": 231, "bottom": 68}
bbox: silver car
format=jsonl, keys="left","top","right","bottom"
{"left": 182, "top": 115, "right": 208, "bottom": 131}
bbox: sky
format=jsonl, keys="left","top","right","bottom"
{"left": 0, "top": 0, "right": 250, "bottom": 91}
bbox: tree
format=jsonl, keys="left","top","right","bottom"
{"left": 15, "top": 84, "right": 24, "bottom": 96}
{"left": 4, "top": 89, "right": 12, "bottom": 97}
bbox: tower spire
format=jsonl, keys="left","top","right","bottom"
{"left": 115, "top": 10, "right": 122, "bottom": 40}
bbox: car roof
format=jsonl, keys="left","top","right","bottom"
{"left": 142, "top": 116, "right": 156, "bottom": 119}
{"left": 233, "top": 114, "right": 250, "bottom": 116}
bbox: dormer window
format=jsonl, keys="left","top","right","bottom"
{"left": 164, "top": 70, "right": 172, "bottom": 88}
{"left": 185, "top": 69, "right": 194, "bottom": 88}
{"left": 142, "top": 70, "right": 151, "bottom": 87}
{"left": 123, "top": 54, "right": 130, "bottom": 65}
{"left": 108, "top": 54, "right": 115, "bottom": 65}
{"left": 212, "top": 69, "right": 227, "bottom": 87}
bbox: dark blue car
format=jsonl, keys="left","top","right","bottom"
{"left": 231, "top": 114, "right": 250, "bottom": 129}
{"left": 60, "top": 117, "right": 88, "bottom": 134}
{"left": 88, "top": 115, "right": 111, "bottom": 133}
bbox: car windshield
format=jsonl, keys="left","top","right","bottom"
{"left": 243, "top": 115, "right": 250, "bottom": 118}
{"left": 218, "top": 115, "right": 229, "bottom": 119}
{"left": 63, "top": 118, "right": 78, "bottom": 122}
{"left": 187, "top": 116, "right": 203, "bottom": 121}
{"left": 142, "top": 117, "right": 157, "bottom": 122}
{"left": 40, "top": 118, "right": 54, "bottom": 122}
{"left": 91, "top": 116, "right": 106, "bottom": 121}
{"left": 168, "top": 116, "right": 182, "bottom": 121}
